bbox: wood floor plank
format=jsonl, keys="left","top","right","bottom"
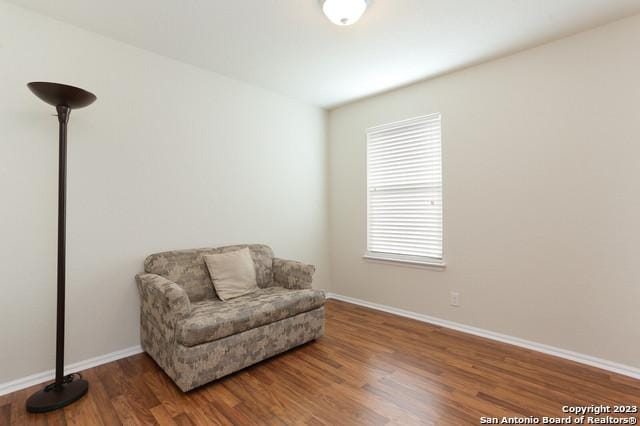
{"left": 0, "top": 403, "right": 12, "bottom": 426}
{"left": 95, "top": 363, "right": 125, "bottom": 400}
{"left": 0, "top": 393, "right": 14, "bottom": 413}
{"left": 111, "top": 395, "right": 143, "bottom": 426}
{"left": 182, "top": 391, "right": 231, "bottom": 426}
{"left": 149, "top": 405, "right": 177, "bottom": 426}
{"left": 171, "top": 413, "right": 194, "bottom": 426}
{"left": 3, "top": 299, "right": 639, "bottom": 425}
{"left": 142, "top": 370, "right": 186, "bottom": 419}
{"left": 62, "top": 396, "right": 104, "bottom": 426}
{"left": 11, "top": 387, "right": 48, "bottom": 426}
{"left": 43, "top": 408, "right": 68, "bottom": 426}
{"left": 202, "top": 381, "right": 240, "bottom": 408}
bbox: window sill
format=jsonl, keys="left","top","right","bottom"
{"left": 362, "top": 254, "right": 446, "bottom": 270}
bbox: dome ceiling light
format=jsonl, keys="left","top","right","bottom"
{"left": 322, "top": 0, "right": 369, "bottom": 26}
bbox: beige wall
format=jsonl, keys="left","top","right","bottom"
{"left": 328, "top": 14, "right": 640, "bottom": 368}
{"left": 0, "top": 2, "right": 329, "bottom": 384}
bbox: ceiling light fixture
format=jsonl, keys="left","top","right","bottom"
{"left": 322, "top": 0, "right": 368, "bottom": 26}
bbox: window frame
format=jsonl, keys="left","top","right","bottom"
{"left": 364, "top": 113, "right": 445, "bottom": 268}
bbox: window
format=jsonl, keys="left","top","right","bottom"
{"left": 365, "top": 113, "right": 443, "bottom": 266}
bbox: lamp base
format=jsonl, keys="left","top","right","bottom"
{"left": 26, "top": 379, "right": 88, "bottom": 413}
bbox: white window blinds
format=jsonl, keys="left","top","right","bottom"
{"left": 366, "top": 113, "right": 443, "bottom": 264}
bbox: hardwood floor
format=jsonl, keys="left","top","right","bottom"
{"left": 1, "top": 299, "right": 639, "bottom": 425}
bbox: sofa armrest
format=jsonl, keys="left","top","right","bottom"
{"left": 272, "top": 258, "right": 316, "bottom": 290}
{"left": 136, "top": 273, "right": 191, "bottom": 329}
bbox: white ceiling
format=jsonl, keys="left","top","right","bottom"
{"left": 8, "top": 0, "right": 640, "bottom": 108}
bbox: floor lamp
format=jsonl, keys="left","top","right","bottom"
{"left": 25, "top": 82, "right": 97, "bottom": 413}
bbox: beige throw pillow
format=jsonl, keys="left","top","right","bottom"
{"left": 203, "top": 248, "right": 258, "bottom": 301}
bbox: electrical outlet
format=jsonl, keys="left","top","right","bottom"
{"left": 450, "top": 291, "right": 460, "bottom": 307}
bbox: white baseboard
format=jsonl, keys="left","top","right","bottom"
{"left": 326, "top": 292, "right": 640, "bottom": 380}
{"left": 0, "top": 345, "right": 143, "bottom": 396}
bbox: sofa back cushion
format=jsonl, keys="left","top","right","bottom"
{"left": 144, "top": 244, "right": 274, "bottom": 302}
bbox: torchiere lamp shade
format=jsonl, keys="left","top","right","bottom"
{"left": 27, "top": 82, "right": 96, "bottom": 109}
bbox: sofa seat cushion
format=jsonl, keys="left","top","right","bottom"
{"left": 178, "top": 287, "right": 325, "bottom": 347}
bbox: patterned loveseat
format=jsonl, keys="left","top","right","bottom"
{"left": 135, "top": 244, "right": 325, "bottom": 391}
